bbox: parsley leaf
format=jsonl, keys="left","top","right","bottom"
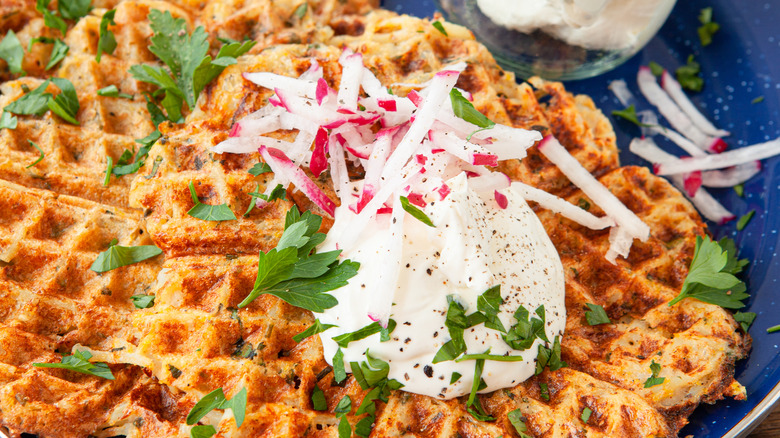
{"left": 33, "top": 350, "right": 114, "bottom": 379}
{"left": 584, "top": 303, "right": 611, "bottom": 325}
{"left": 190, "top": 425, "right": 216, "bottom": 438}
{"left": 103, "top": 156, "right": 113, "bottom": 186}
{"left": 5, "top": 80, "right": 53, "bottom": 116}
{"left": 44, "top": 39, "right": 69, "bottom": 70}
{"left": 26, "top": 140, "right": 45, "bottom": 168}
{"left": 96, "top": 9, "right": 117, "bottom": 62}
{"left": 611, "top": 104, "right": 651, "bottom": 127}
{"left": 432, "top": 21, "right": 448, "bottom": 36}
{"left": 697, "top": 7, "right": 720, "bottom": 47}
{"left": 669, "top": 236, "right": 749, "bottom": 309}
{"left": 186, "top": 387, "right": 247, "bottom": 428}
{"left": 338, "top": 416, "right": 351, "bottom": 438}
{"left": 737, "top": 210, "right": 755, "bottom": 231}
{"left": 734, "top": 183, "right": 744, "bottom": 197}
{"left": 466, "top": 358, "right": 494, "bottom": 421}
{"left": 539, "top": 382, "right": 550, "bottom": 401}
{"left": 311, "top": 386, "right": 327, "bottom": 411}
{"left": 503, "top": 305, "right": 547, "bottom": 351}
{"left": 144, "top": 156, "right": 163, "bottom": 179}
{"left": 293, "top": 319, "right": 337, "bottom": 343}
{"left": 334, "top": 395, "right": 352, "bottom": 414}
{"left": 332, "top": 320, "right": 396, "bottom": 348}
{"left": 648, "top": 61, "right": 664, "bottom": 77}
{"left": 643, "top": 360, "right": 665, "bottom": 388}
{"left": 581, "top": 407, "right": 592, "bottom": 423}
{"left": 450, "top": 88, "right": 494, "bottom": 130}
{"left": 508, "top": 409, "right": 532, "bottom": 438}
{"left": 535, "top": 335, "right": 566, "bottom": 375}
{"left": 58, "top": 0, "right": 91, "bottom": 21}
{"left": 292, "top": 3, "right": 307, "bottom": 20}
{"left": 0, "top": 112, "right": 17, "bottom": 130}
{"left": 450, "top": 372, "right": 462, "bottom": 384}
{"left": 0, "top": 30, "right": 25, "bottom": 74}
{"left": 248, "top": 161, "right": 272, "bottom": 176}
{"left": 354, "top": 416, "right": 373, "bottom": 437}
{"left": 675, "top": 55, "right": 704, "bottom": 92}
{"left": 455, "top": 351, "right": 523, "bottom": 362}
{"left": 477, "top": 285, "right": 505, "bottom": 333}
{"left": 98, "top": 85, "right": 133, "bottom": 99}
{"left": 243, "top": 183, "right": 260, "bottom": 217}
{"left": 768, "top": 325, "right": 780, "bottom": 334}
{"left": 36, "top": 0, "right": 67, "bottom": 34}
{"left": 131, "top": 294, "right": 155, "bottom": 309}
{"left": 251, "top": 183, "right": 287, "bottom": 202}
{"left": 752, "top": 96, "right": 764, "bottom": 104}
{"left": 734, "top": 311, "right": 756, "bottom": 332}
{"left": 333, "top": 348, "right": 347, "bottom": 383}
{"left": 90, "top": 242, "right": 163, "bottom": 273}
{"left": 400, "top": 195, "right": 434, "bottom": 227}
{"left": 187, "top": 181, "right": 237, "bottom": 221}
{"left": 48, "top": 77, "right": 80, "bottom": 124}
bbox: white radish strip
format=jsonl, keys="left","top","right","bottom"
{"left": 537, "top": 136, "right": 650, "bottom": 244}
{"left": 230, "top": 114, "right": 281, "bottom": 138}
{"left": 645, "top": 125, "right": 707, "bottom": 157}
{"left": 358, "top": 129, "right": 395, "bottom": 212}
{"left": 661, "top": 70, "right": 730, "bottom": 137}
{"left": 428, "top": 130, "right": 495, "bottom": 166}
{"left": 360, "top": 67, "right": 390, "bottom": 98}
{"left": 279, "top": 111, "right": 320, "bottom": 135}
{"left": 285, "top": 130, "right": 316, "bottom": 167}
{"left": 638, "top": 109, "right": 658, "bottom": 138}
{"left": 379, "top": 70, "right": 460, "bottom": 183}
{"left": 511, "top": 182, "right": 614, "bottom": 230}
{"left": 243, "top": 72, "right": 316, "bottom": 99}
{"left": 465, "top": 171, "right": 510, "bottom": 193}
{"left": 605, "top": 226, "right": 633, "bottom": 263}
{"left": 327, "top": 134, "right": 351, "bottom": 204}
{"left": 608, "top": 79, "right": 636, "bottom": 107}
{"left": 299, "top": 60, "right": 323, "bottom": 81}
{"left": 259, "top": 146, "right": 336, "bottom": 217}
{"left": 655, "top": 138, "right": 780, "bottom": 175}
{"left": 212, "top": 136, "right": 293, "bottom": 154}
{"left": 701, "top": 162, "right": 761, "bottom": 187}
{"left": 637, "top": 67, "right": 714, "bottom": 150}
{"left": 471, "top": 124, "right": 540, "bottom": 161}
{"left": 629, "top": 138, "right": 735, "bottom": 223}
{"left": 337, "top": 52, "right": 364, "bottom": 111}
{"left": 367, "top": 199, "right": 404, "bottom": 327}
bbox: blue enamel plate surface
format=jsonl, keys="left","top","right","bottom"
{"left": 382, "top": 0, "right": 780, "bottom": 436}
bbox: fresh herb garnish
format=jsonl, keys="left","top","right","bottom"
{"left": 354, "top": 416, "right": 373, "bottom": 438}
{"left": 0, "top": 31, "right": 25, "bottom": 74}
{"left": 338, "top": 416, "right": 351, "bottom": 438}
{"left": 90, "top": 242, "right": 163, "bottom": 273}
{"left": 432, "top": 21, "right": 448, "bottom": 36}
{"left": 675, "top": 55, "right": 704, "bottom": 92}
{"left": 5, "top": 79, "right": 53, "bottom": 116}
{"left": 0, "top": 112, "right": 17, "bottom": 130}
{"left": 48, "top": 77, "right": 80, "bottom": 124}
{"left": 311, "top": 386, "right": 327, "bottom": 411}
{"left": 250, "top": 183, "right": 287, "bottom": 202}
{"left": 648, "top": 61, "right": 664, "bottom": 77}
{"left": 400, "top": 195, "right": 434, "bottom": 227}
{"left": 539, "top": 382, "right": 550, "bottom": 401}
{"left": 734, "top": 183, "right": 744, "bottom": 197}
{"left": 248, "top": 162, "right": 272, "bottom": 176}
{"left": 734, "top": 311, "right": 756, "bottom": 332}
{"left": 534, "top": 335, "right": 566, "bottom": 375}
{"left": 332, "top": 348, "right": 347, "bottom": 383}
{"left": 584, "top": 303, "right": 611, "bottom": 326}
{"left": 611, "top": 104, "right": 651, "bottom": 127}
{"left": 432, "top": 296, "right": 477, "bottom": 363}
{"left": 334, "top": 395, "right": 352, "bottom": 414}
{"left": 503, "top": 305, "right": 548, "bottom": 351}
{"left": 454, "top": 351, "right": 523, "bottom": 362}
{"left": 96, "top": 9, "right": 117, "bottom": 62}
{"left": 668, "top": 236, "right": 749, "bottom": 308}
{"left": 190, "top": 425, "right": 216, "bottom": 438}
{"left": 97, "top": 85, "right": 133, "bottom": 99}
{"left": 187, "top": 181, "right": 237, "bottom": 221}
{"left": 768, "top": 325, "right": 780, "bottom": 334}
{"left": 752, "top": 96, "right": 764, "bottom": 104}
{"left": 332, "top": 320, "right": 396, "bottom": 348}
{"left": 186, "top": 387, "right": 247, "bottom": 428}
{"left": 237, "top": 207, "right": 358, "bottom": 311}
{"left": 26, "top": 140, "right": 45, "bottom": 168}
{"left": 129, "top": 10, "right": 255, "bottom": 121}
{"left": 643, "top": 360, "right": 665, "bottom": 388}
{"left": 37, "top": 0, "right": 68, "bottom": 34}
{"left": 131, "top": 294, "right": 155, "bottom": 309}
{"left": 450, "top": 371, "right": 462, "bottom": 384}
{"left": 30, "top": 38, "right": 69, "bottom": 70}
{"left": 581, "top": 407, "right": 592, "bottom": 423}
{"left": 737, "top": 210, "right": 755, "bottom": 231}
{"left": 697, "top": 7, "right": 720, "bottom": 47}
{"left": 293, "top": 319, "right": 337, "bottom": 343}
{"left": 144, "top": 156, "right": 163, "bottom": 179}
{"left": 465, "top": 358, "right": 495, "bottom": 421}
{"left": 450, "top": 88, "right": 495, "bottom": 130}
{"left": 477, "top": 285, "right": 506, "bottom": 333}
{"left": 103, "top": 156, "right": 113, "bottom": 186}
{"left": 508, "top": 409, "right": 532, "bottom": 438}
{"left": 58, "top": 0, "right": 91, "bottom": 21}
{"left": 243, "top": 183, "right": 260, "bottom": 217}
{"left": 292, "top": 3, "right": 307, "bottom": 20}
{"left": 33, "top": 350, "right": 114, "bottom": 379}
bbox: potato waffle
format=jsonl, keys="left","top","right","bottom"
{"left": 0, "top": 2, "right": 751, "bottom": 438}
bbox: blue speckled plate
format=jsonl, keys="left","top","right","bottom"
{"left": 383, "top": 0, "right": 780, "bottom": 436}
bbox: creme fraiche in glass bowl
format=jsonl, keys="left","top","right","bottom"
{"left": 435, "top": 0, "right": 677, "bottom": 80}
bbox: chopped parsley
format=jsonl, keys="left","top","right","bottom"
{"left": 752, "top": 96, "right": 764, "bottom": 104}
{"left": 190, "top": 425, "right": 216, "bottom": 438}
{"left": 534, "top": 335, "right": 566, "bottom": 375}
{"left": 768, "top": 325, "right": 780, "bottom": 334}
{"left": 0, "top": 112, "right": 17, "bottom": 130}
{"left": 293, "top": 319, "right": 337, "bottom": 343}
{"left": 450, "top": 371, "right": 462, "bottom": 384}
{"left": 668, "top": 236, "right": 749, "bottom": 309}
{"left": 643, "top": 360, "right": 665, "bottom": 388}
{"left": 28, "top": 37, "right": 70, "bottom": 70}
{"left": 432, "top": 21, "right": 448, "bottom": 36}
{"left": 584, "top": 303, "right": 611, "bottom": 326}
{"left": 103, "top": 156, "right": 113, "bottom": 186}
{"left": 337, "top": 416, "right": 351, "bottom": 438}
{"left": 503, "top": 305, "right": 548, "bottom": 351}
{"left": 291, "top": 3, "right": 307, "bottom": 20}
{"left": 334, "top": 395, "right": 352, "bottom": 414}
{"left": 675, "top": 55, "right": 704, "bottom": 92}
{"left": 332, "top": 348, "right": 347, "bottom": 383}
{"left": 450, "top": 88, "right": 494, "bottom": 130}
{"left": 187, "top": 181, "right": 237, "bottom": 221}
{"left": 311, "top": 386, "right": 327, "bottom": 411}
{"left": 465, "top": 358, "right": 494, "bottom": 421}
{"left": 400, "top": 195, "right": 434, "bottom": 227}
{"left": 37, "top": 0, "right": 68, "bottom": 34}
{"left": 539, "top": 382, "right": 550, "bottom": 401}
{"left": 454, "top": 351, "right": 523, "bottom": 362}
{"left": 129, "top": 10, "right": 255, "bottom": 122}
{"left": 508, "top": 409, "right": 532, "bottom": 438}
{"left": 58, "top": 0, "right": 91, "bottom": 21}
{"left": 250, "top": 183, "right": 287, "bottom": 202}
{"left": 5, "top": 79, "right": 53, "bottom": 116}
{"left": 648, "top": 61, "right": 664, "bottom": 77}
{"left": 33, "top": 350, "right": 114, "bottom": 379}
{"left": 0, "top": 30, "right": 25, "bottom": 74}
{"left": 237, "top": 207, "right": 358, "bottom": 312}
{"left": 477, "top": 285, "right": 505, "bottom": 333}
{"left": 611, "top": 104, "right": 651, "bottom": 127}
{"left": 697, "top": 7, "right": 720, "bottom": 47}
{"left": 48, "top": 77, "right": 80, "bottom": 124}
{"left": 581, "top": 407, "right": 592, "bottom": 423}
{"left": 243, "top": 183, "right": 260, "bottom": 217}
{"left": 332, "top": 320, "right": 396, "bottom": 348}
{"left": 736, "top": 210, "right": 755, "bottom": 231}
{"left": 733, "top": 311, "right": 756, "bottom": 332}
{"left": 186, "top": 387, "right": 247, "bottom": 429}
{"left": 131, "top": 294, "right": 155, "bottom": 309}
{"left": 26, "top": 140, "right": 45, "bottom": 168}
{"left": 90, "top": 241, "right": 163, "bottom": 273}
{"left": 734, "top": 183, "right": 744, "bottom": 197}
{"left": 97, "top": 85, "right": 133, "bottom": 99}
{"left": 144, "top": 156, "right": 164, "bottom": 180}
{"left": 96, "top": 9, "right": 117, "bottom": 62}
{"left": 248, "top": 161, "right": 272, "bottom": 176}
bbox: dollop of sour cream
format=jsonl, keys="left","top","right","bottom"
{"left": 318, "top": 173, "right": 566, "bottom": 399}
{"left": 475, "top": 0, "right": 675, "bottom": 51}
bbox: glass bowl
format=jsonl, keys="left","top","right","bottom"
{"left": 435, "top": 0, "right": 677, "bottom": 80}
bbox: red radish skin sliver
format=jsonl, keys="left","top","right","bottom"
{"left": 682, "top": 171, "right": 703, "bottom": 197}
{"left": 310, "top": 127, "right": 329, "bottom": 177}
{"left": 661, "top": 70, "right": 730, "bottom": 137}
{"left": 537, "top": 136, "right": 649, "bottom": 260}
{"left": 655, "top": 138, "right": 780, "bottom": 175}
{"left": 494, "top": 190, "right": 508, "bottom": 209}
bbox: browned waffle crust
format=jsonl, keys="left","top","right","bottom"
{"left": 0, "top": 3, "right": 749, "bottom": 438}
